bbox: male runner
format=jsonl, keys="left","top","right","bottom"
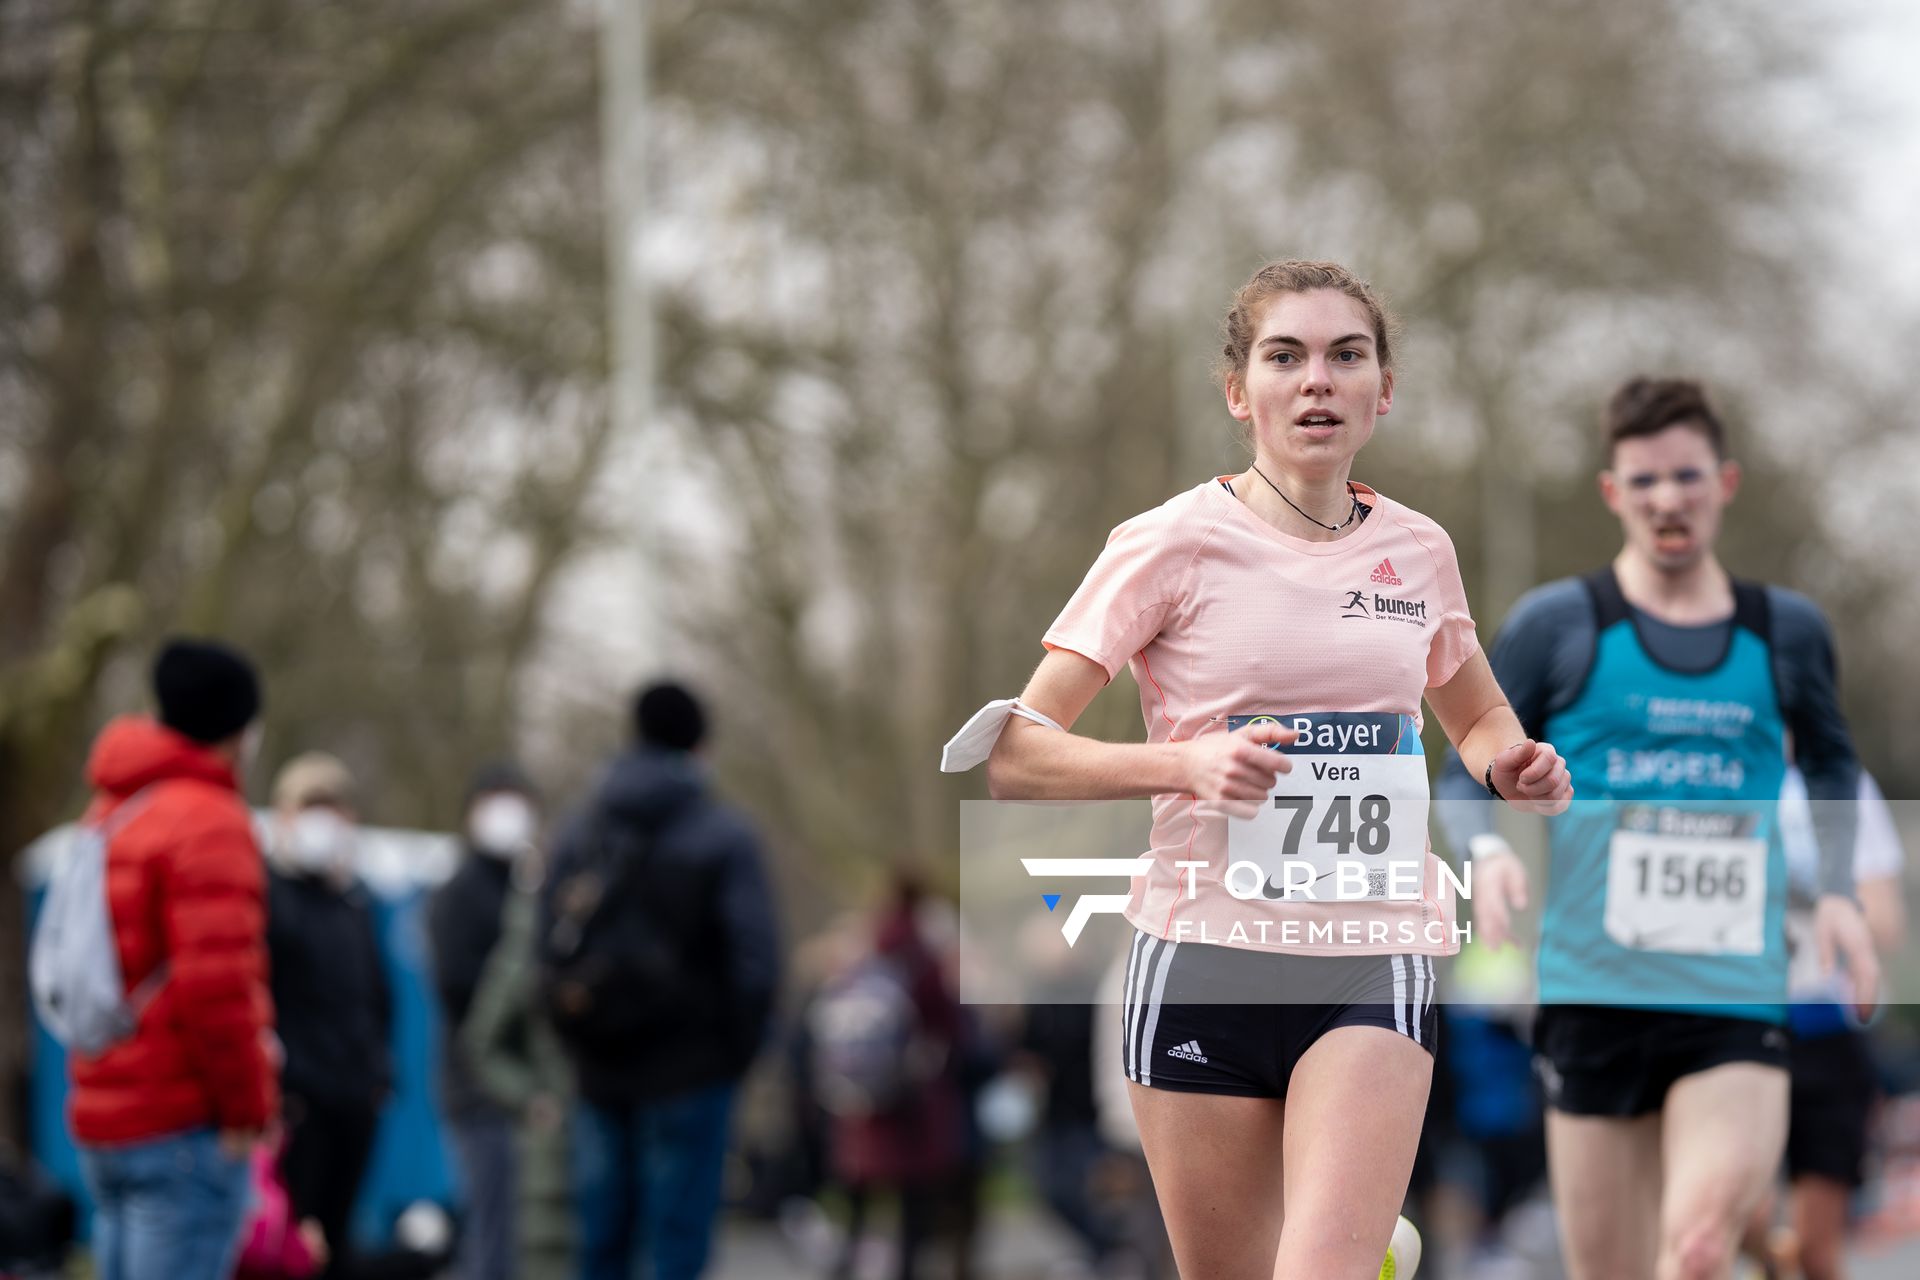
{"left": 1437, "top": 376, "right": 1880, "bottom": 1280}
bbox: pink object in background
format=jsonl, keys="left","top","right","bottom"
{"left": 234, "top": 1141, "right": 319, "bottom": 1279}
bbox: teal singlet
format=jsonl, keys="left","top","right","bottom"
{"left": 1536, "top": 570, "right": 1788, "bottom": 1023}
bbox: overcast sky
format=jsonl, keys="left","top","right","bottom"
{"left": 1823, "top": 0, "right": 1920, "bottom": 310}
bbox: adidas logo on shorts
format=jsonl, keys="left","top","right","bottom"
{"left": 1166, "top": 1039, "right": 1209, "bottom": 1063}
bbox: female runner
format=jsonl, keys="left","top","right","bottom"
{"left": 985, "top": 260, "right": 1572, "bottom": 1277}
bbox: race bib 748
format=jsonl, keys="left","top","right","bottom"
{"left": 1225, "top": 713, "right": 1429, "bottom": 902}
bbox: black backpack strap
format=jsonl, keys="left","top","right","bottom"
{"left": 1731, "top": 578, "right": 1772, "bottom": 643}
{"left": 544, "top": 807, "right": 656, "bottom": 959}
{"left": 1580, "top": 566, "right": 1632, "bottom": 632}
{"left": 582, "top": 808, "right": 659, "bottom": 921}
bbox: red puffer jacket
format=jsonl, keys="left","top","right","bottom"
{"left": 67, "top": 716, "right": 278, "bottom": 1145}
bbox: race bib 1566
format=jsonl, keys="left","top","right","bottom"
{"left": 1226, "top": 713, "right": 1428, "bottom": 902}
{"left": 1603, "top": 805, "right": 1766, "bottom": 956}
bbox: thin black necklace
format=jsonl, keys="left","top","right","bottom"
{"left": 1250, "top": 464, "right": 1361, "bottom": 532}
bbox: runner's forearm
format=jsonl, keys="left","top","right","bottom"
{"left": 987, "top": 719, "right": 1192, "bottom": 801}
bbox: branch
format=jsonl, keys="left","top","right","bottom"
{"left": 228, "top": 0, "right": 536, "bottom": 295}
{"left": 179, "top": 81, "right": 591, "bottom": 631}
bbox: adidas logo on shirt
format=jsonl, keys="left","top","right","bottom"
{"left": 1166, "top": 1039, "right": 1209, "bottom": 1063}
{"left": 1369, "top": 557, "right": 1403, "bottom": 586}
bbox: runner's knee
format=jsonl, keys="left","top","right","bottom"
{"left": 1665, "top": 1219, "right": 1734, "bottom": 1280}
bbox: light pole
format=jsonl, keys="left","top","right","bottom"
{"left": 600, "top": 0, "right": 661, "bottom": 663}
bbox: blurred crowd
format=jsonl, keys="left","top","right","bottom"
{"left": 5, "top": 636, "right": 1920, "bottom": 1280}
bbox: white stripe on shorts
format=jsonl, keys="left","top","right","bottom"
{"left": 1413, "top": 955, "right": 1429, "bottom": 1045}
{"left": 1122, "top": 930, "right": 1144, "bottom": 1079}
{"left": 1391, "top": 955, "right": 1409, "bottom": 1038}
{"left": 1138, "top": 936, "right": 1179, "bottom": 1088}
{"left": 1125, "top": 932, "right": 1157, "bottom": 1081}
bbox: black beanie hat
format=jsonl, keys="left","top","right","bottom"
{"left": 466, "top": 759, "right": 539, "bottom": 807}
{"left": 633, "top": 681, "right": 706, "bottom": 751}
{"left": 152, "top": 637, "right": 263, "bottom": 744}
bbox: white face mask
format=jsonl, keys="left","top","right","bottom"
{"left": 468, "top": 794, "right": 537, "bottom": 860}
{"left": 285, "top": 807, "right": 355, "bottom": 875}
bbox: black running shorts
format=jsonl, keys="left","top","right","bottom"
{"left": 1787, "top": 1029, "right": 1877, "bottom": 1187}
{"left": 1119, "top": 927, "right": 1439, "bottom": 1098}
{"left": 1532, "top": 1005, "right": 1789, "bottom": 1117}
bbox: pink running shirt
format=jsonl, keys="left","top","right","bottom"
{"left": 1044, "top": 479, "right": 1477, "bottom": 956}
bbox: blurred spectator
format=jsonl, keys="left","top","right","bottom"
{"left": 747, "top": 917, "right": 865, "bottom": 1267}
{"left": 461, "top": 843, "right": 576, "bottom": 1280}
{"left": 0, "top": 1141, "right": 77, "bottom": 1274}
{"left": 428, "top": 761, "right": 544, "bottom": 1280}
{"left": 1019, "top": 1000, "right": 1123, "bottom": 1268}
{"left": 946, "top": 924, "right": 998, "bottom": 1280}
{"left": 1014, "top": 921, "right": 1139, "bottom": 1276}
{"left": 1087, "top": 941, "right": 1175, "bottom": 1277}
{"left": 813, "top": 871, "right": 971, "bottom": 1280}
{"left": 67, "top": 638, "right": 279, "bottom": 1280}
{"left": 266, "top": 753, "right": 393, "bottom": 1280}
{"left": 1750, "top": 764, "right": 1909, "bottom": 1279}
{"left": 540, "top": 680, "right": 779, "bottom": 1280}
{"left": 1444, "top": 1011, "right": 1547, "bottom": 1256}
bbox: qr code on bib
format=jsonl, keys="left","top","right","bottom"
{"left": 1367, "top": 869, "right": 1389, "bottom": 898}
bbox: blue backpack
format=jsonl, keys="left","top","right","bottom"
{"left": 30, "top": 789, "right": 165, "bottom": 1057}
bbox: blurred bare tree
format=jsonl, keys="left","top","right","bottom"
{"left": 0, "top": 0, "right": 609, "bottom": 1139}
{"left": 4, "top": 0, "right": 1915, "bottom": 1146}
{"left": 638, "top": 0, "right": 1909, "bottom": 903}
{"left": 645, "top": 1, "right": 1203, "bottom": 904}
